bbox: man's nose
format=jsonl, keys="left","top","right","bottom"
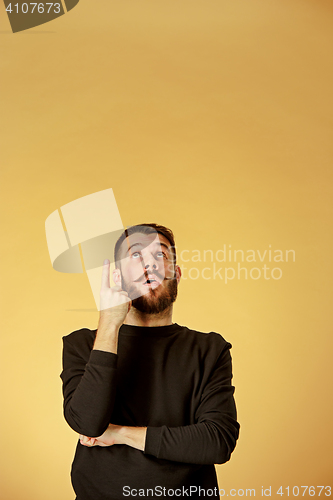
{"left": 142, "top": 253, "right": 158, "bottom": 271}
{"left": 143, "top": 261, "right": 157, "bottom": 271}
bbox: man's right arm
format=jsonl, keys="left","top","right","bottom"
{"left": 61, "top": 334, "right": 118, "bottom": 437}
{"left": 60, "top": 260, "right": 131, "bottom": 437}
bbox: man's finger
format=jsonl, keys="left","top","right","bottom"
{"left": 101, "top": 259, "right": 110, "bottom": 289}
{"left": 80, "top": 436, "right": 96, "bottom": 447}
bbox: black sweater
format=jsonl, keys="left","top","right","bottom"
{"left": 60, "top": 323, "right": 240, "bottom": 500}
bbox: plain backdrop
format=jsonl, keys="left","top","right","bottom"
{"left": 0, "top": 0, "right": 332, "bottom": 498}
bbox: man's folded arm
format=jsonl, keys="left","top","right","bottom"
{"left": 144, "top": 417, "right": 239, "bottom": 465}
{"left": 144, "top": 346, "right": 240, "bottom": 465}
{"left": 60, "top": 337, "right": 118, "bottom": 437}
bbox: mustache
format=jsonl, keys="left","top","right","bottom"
{"left": 133, "top": 271, "right": 176, "bottom": 282}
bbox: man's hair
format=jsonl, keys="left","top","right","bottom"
{"left": 114, "top": 223, "right": 176, "bottom": 269}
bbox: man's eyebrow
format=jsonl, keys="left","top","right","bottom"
{"left": 159, "top": 242, "right": 170, "bottom": 253}
{"left": 125, "top": 242, "right": 143, "bottom": 255}
{"left": 125, "top": 241, "right": 170, "bottom": 255}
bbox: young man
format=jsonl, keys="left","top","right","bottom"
{"left": 60, "top": 223, "right": 240, "bottom": 500}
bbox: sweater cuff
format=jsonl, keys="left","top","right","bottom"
{"left": 144, "top": 426, "right": 163, "bottom": 457}
{"left": 88, "top": 349, "right": 117, "bottom": 368}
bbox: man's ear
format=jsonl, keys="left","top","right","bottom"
{"left": 175, "top": 265, "right": 182, "bottom": 284}
{"left": 113, "top": 268, "right": 122, "bottom": 287}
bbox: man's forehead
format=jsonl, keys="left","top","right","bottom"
{"left": 119, "top": 232, "right": 171, "bottom": 255}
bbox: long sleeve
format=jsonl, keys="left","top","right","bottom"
{"left": 63, "top": 324, "right": 239, "bottom": 499}
{"left": 144, "top": 346, "right": 240, "bottom": 464}
{"left": 60, "top": 333, "right": 118, "bottom": 437}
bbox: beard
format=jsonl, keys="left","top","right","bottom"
{"left": 121, "top": 274, "right": 178, "bottom": 315}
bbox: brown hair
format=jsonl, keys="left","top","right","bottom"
{"left": 114, "top": 223, "right": 176, "bottom": 268}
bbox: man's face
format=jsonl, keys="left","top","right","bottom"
{"left": 115, "top": 232, "right": 180, "bottom": 314}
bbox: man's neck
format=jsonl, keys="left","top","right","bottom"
{"left": 123, "top": 305, "right": 174, "bottom": 327}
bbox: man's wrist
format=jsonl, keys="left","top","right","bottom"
{"left": 118, "top": 426, "right": 147, "bottom": 451}
{"left": 93, "top": 319, "right": 120, "bottom": 353}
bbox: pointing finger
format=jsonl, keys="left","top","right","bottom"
{"left": 101, "top": 259, "right": 110, "bottom": 289}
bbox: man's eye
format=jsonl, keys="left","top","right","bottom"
{"left": 132, "top": 252, "right": 141, "bottom": 258}
{"left": 157, "top": 252, "right": 167, "bottom": 258}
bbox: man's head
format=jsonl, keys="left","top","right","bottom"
{"left": 113, "top": 223, "right": 181, "bottom": 315}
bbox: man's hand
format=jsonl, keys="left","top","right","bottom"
{"left": 93, "top": 260, "right": 131, "bottom": 353}
{"left": 79, "top": 424, "right": 147, "bottom": 451}
{"left": 100, "top": 259, "right": 131, "bottom": 326}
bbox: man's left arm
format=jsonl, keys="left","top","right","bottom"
{"left": 143, "top": 343, "right": 240, "bottom": 464}
{"left": 81, "top": 343, "right": 240, "bottom": 465}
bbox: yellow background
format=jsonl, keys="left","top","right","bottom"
{"left": 1, "top": 0, "right": 332, "bottom": 498}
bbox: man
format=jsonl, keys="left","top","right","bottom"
{"left": 60, "top": 223, "right": 240, "bottom": 500}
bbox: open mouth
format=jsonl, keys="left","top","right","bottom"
{"left": 142, "top": 276, "right": 160, "bottom": 287}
